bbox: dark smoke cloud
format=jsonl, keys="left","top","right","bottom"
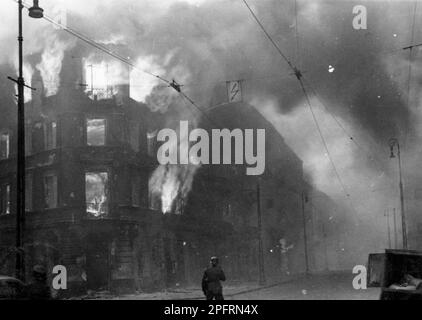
{"left": 1, "top": 1, "right": 415, "bottom": 133}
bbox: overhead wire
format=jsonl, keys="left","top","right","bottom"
{"left": 179, "top": 92, "right": 220, "bottom": 128}
{"left": 12, "top": 0, "right": 223, "bottom": 129}
{"left": 242, "top": 0, "right": 360, "bottom": 218}
{"left": 302, "top": 77, "right": 396, "bottom": 181}
{"left": 241, "top": 0, "right": 296, "bottom": 71}
{"left": 19, "top": 0, "right": 171, "bottom": 86}
{"left": 9, "top": 0, "right": 397, "bottom": 208}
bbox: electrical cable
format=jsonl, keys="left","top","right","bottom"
{"left": 242, "top": 0, "right": 360, "bottom": 219}
{"left": 11, "top": 0, "right": 225, "bottom": 129}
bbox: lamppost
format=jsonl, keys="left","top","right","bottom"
{"left": 393, "top": 207, "right": 398, "bottom": 249}
{"left": 8, "top": 0, "right": 44, "bottom": 282}
{"left": 389, "top": 138, "right": 408, "bottom": 250}
{"left": 383, "top": 209, "right": 392, "bottom": 249}
{"left": 321, "top": 222, "right": 328, "bottom": 271}
{"left": 256, "top": 181, "right": 266, "bottom": 285}
{"left": 301, "top": 191, "right": 310, "bottom": 274}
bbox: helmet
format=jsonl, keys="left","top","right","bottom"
{"left": 210, "top": 256, "right": 219, "bottom": 264}
{"left": 32, "top": 265, "right": 47, "bottom": 280}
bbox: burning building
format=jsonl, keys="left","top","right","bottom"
{"left": 0, "top": 43, "right": 175, "bottom": 294}
{"left": 155, "top": 101, "right": 353, "bottom": 284}
{"left": 0, "top": 33, "right": 350, "bottom": 297}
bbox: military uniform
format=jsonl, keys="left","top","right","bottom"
{"left": 202, "top": 265, "right": 226, "bottom": 300}
{"left": 26, "top": 265, "right": 51, "bottom": 300}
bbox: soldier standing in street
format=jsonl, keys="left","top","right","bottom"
{"left": 26, "top": 265, "right": 51, "bottom": 300}
{"left": 202, "top": 256, "right": 226, "bottom": 300}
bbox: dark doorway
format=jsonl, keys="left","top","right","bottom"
{"left": 175, "top": 240, "right": 186, "bottom": 285}
{"left": 86, "top": 234, "right": 110, "bottom": 291}
{"left": 163, "top": 238, "right": 175, "bottom": 287}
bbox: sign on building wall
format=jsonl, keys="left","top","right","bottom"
{"left": 226, "top": 80, "right": 243, "bottom": 103}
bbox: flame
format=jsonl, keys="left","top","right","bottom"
{"left": 161, "top": 166, "right": 181, "bottom": 213}
{"left": 148, "top": 121, "right": 199, "bottom": 214}
{"left": 84, "top": 56, "right": 129, "bottom": 100}
{"left": 84, "top": 54, "right": 176, "bottom": 103}
{"left": 149, "top": 164, "right": 198, "bottom": 214}
{"left": 36, "top": 34, "right": 74, "bottom": 96}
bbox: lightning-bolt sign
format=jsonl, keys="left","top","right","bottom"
{"left": 227, "top": 81, "right": 242, "bottom": 103}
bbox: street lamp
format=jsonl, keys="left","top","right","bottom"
{"left": 29, "top": 0, "right": 44, "bottom": 19}
{"left": 389, "top": 138, "right": 408, "bottom": 250}
{"left": 10, "top": 0, "right": 44, "bottom": 282}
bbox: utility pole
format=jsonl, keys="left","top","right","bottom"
{"left": 389, "top": 138, "right": 408, "bottom": 249}
{"left": 398, "top": 149, "right": 407, "bottom": 249}
{"left": 393, "top": 208, "right": 398, "bottom": 249}
{"left": 322, "top": 222, "right": 329, "bottom": 271}
{"left": 301, "top": 191, "right": 309, "bottom": 274}
{"left": 384, "top": 209, "right": 391, "bottom": 249}
{"left": 256, "top": 181, "right": 266, "bottom": 285}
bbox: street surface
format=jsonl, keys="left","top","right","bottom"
{"left": 229, "top": 272, "right": 379, "bottom": 300}
{"left": 94, "top": 272, "right": 379, "bottom": 300}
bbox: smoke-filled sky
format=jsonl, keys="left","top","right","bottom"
{"left": 2, "top": 0, "right": 422, "bottom": 251}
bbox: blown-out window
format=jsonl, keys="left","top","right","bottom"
{"left": 25, "top": 173, "right": 33, "bottom": 212}
{"left": 86, "top": 172, "right": 108, "bottom": 217}
{"left": 130, "top": 122, "right": 140, "bottom": 153}
{"left": 148, "top": 189, "right": 161, "bottom": 211}
{"left": 32, "top": 122, "right": 44, "bottom": 154}
{"left": 0, "top": 184, "right": 10, "bottom": 215}
{"left": 44, "top": 121, "right": 57, "bottom": 150}
{"left": 44, "top": 173, "right": 58, "bottom": 209}
{"left": 147, "top": 130, "right": 157, "bottom": 157}
{"left": 175, "top": 198, "right": 184, "bottom": 215}
{"left": 132, "top": 175, "right": 141, "bottom": 207}
{"left": 222, "top": 202, "right": 232, "bottom": 217}
{"left": 0, "top": 132, "right": 10, "bottom": 160}
{"left": 25, "top": 125, "right": 32, "bottom": 156}
{"left": 86, "top": 118, "right": 106, "bottom": 146}
{"left": 85, "top": 62, "right": 116, "bottom": 100}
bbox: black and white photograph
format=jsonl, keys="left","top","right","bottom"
{"left": 0, "top": 0, "right": 422, "bottom": 308}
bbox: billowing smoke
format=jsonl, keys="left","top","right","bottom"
{"left": 1, "top": 0, "right": 422, "bottom": 255}
{"left": 130, "top": 55, "right": 167, "bottom": 106}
